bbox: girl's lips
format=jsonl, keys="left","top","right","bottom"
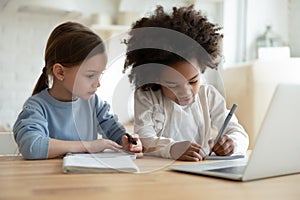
{"left": 178, "top": 97, "right": 192, "bottom": 105}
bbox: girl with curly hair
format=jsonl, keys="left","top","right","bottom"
{"left": 123, "top": 5, "right": 249, "bottom": 161}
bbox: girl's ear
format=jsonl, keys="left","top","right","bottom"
{"left": 52, "top": 63, "right": 65, "bottom": 81}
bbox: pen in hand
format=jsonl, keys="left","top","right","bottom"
{"left": 125, "top": 133, "right": 137, "bottom": 145}
{"left": 208, "top": 104, "right": 238, "bottom": 156}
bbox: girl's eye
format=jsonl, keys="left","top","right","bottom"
{"left": 86, "top": 73, "right": 104, "bottom": 80}
{"left": 189, "top": 80, "right": 198, "bottom": 85}
{"left": 86, "top": 75, "right": 94, "bottom": 78}
{"left": 86, "top": 74, "right": 99, "bottom": 79}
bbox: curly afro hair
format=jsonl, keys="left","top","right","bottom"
{"left": 123, "top": 5, "right": 223, "bottom": 90}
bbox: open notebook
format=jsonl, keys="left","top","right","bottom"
{"left": 63, "top": 150, "right": 139, "bottom": 173}
{"left": 170, "top": 83, "right": 300, "bottom": 181}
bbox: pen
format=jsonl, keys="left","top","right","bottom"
{"left": 209, "top": 104, "right": 238, "bottom": 156}
{"left": 125, "top": 133, "right": 137, "bottom": 145}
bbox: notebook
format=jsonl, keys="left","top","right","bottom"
{"left": 200, "top": 147, "right": 245, "bottom": 160}
{"left": 205, "top": 153, "right": 245, "bottom": 160}
{"left": 63, "top": 150, "right": 139, "bottom": 173}
{"left": 169, "top": 83, "right": 300, "bottom": 181}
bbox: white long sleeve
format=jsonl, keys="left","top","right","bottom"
{"left": 134, "top": 84, "right": 249, "bottom": 158}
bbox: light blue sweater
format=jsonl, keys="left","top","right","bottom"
{"left": 13, "top": 89, "right": 126, "bottom": 160}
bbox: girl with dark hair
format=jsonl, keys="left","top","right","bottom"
{"left": 13, "top": 21, "right": 142, "bottom": 159}
{"left": 123, "top": 6, "right": 248, "bottom": 161}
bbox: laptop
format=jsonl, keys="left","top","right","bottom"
{"left": 169, "top": 83, "right": 300, "bottom": 181}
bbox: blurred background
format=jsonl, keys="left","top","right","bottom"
{"left": 0, "top": 0, "right": 299, "bottom": 149}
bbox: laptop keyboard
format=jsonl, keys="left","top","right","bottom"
{"left": 206, "top": 165, "right": 246, "bottom": 174}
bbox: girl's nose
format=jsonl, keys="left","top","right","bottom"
{"left": 93, "top": 80, "right": 100, "bottom": 88}
{"left": 177, "top": 84, "right": 192, "bottom": 97}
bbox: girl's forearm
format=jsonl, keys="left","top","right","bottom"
{"left": 48, "top": 138, "right": 89, "bottom": 159}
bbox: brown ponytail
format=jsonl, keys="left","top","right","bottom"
{"left": 32, "top": 21, "right": 105, "bottom": 96}
{"left": 32, "top": 67, "right": 49, "bottom": 95}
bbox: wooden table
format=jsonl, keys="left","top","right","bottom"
{"left": 0, "top": 155, "right": 299, "bottom": 200}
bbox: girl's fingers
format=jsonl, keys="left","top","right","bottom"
{"left": 213, "top": 136, "right": 235, "bottom": 155}
{"left": 225, "top": 146, "right": 234, "bottom": 155}
{"left": 130, "top": 144, "right": 143, "bottom": 152}
{"left": 198, "top": 148, "right": 207, "bottom": 158}
{"left": 190, "top": 142, "right": 201, "bottom": 149}
{"left": 189, "top": 145, "right": 207, "bottom": 159}
{"left": 185, "top": 150, "right": 205, "bottom": 161}
{"left": 179, "top": 154, "right": 200, "bottom": 161}
{"left": 121, "top": 135, "right": 130, "bottom": 146}
{"left": 121, "top": 134, "right": 143, "bottom": 154}
{"left": 189, "top": 145, "right": 200, "bottom": 153}
{"left": 171, "top": 141, "right": 206, "bottom": 160}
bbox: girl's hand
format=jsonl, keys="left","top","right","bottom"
{"left": 170, "top": 141, "right": 207, "bottom": 161}
{"left": 209, "top": 135, "right": 235, "bottom": 156}
{"left": 86, "top": 139, "right": 122, "bottom": 153}
{"left": 121, "top": 134, "right": 143, "bottom": 158}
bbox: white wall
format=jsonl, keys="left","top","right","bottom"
{"left": 222, "top": 0, "right": 292, "bottom": 68}
{"left": 0, "top": 13, "right": 61, "bottom": 130}
{"left": 245, "top": 0, "right": 289, "bottom": 61}
{"left": 1, "top": 0, "right": 299, "bottom": 129}
{"left": 222, "top": 0, "right": 247, "bottom": 67}
{"left": 289, "top": 0, "right": 300, "bottom": 57}
{"left": 0, "top": 0, "right": 119, "bottom": 130}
